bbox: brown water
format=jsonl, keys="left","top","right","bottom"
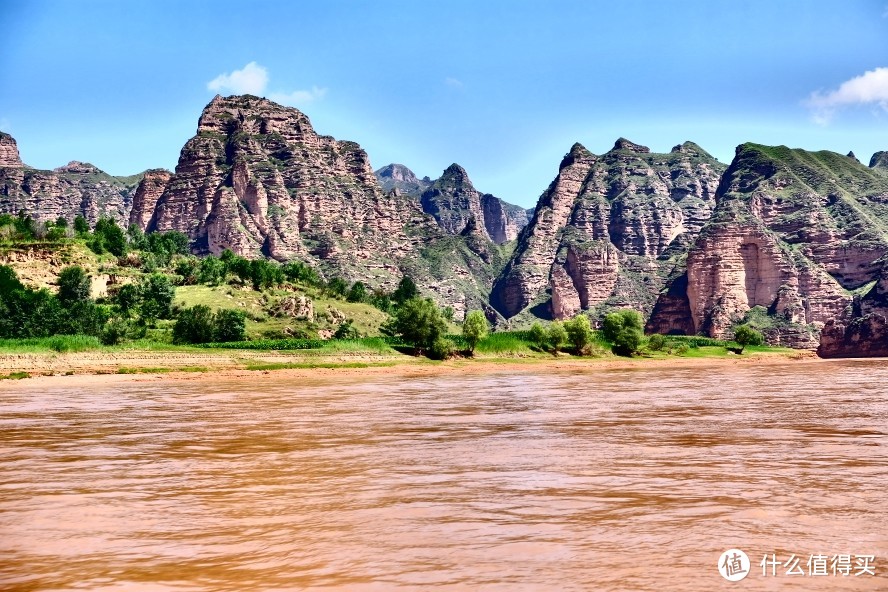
{"left": 1, "top": 361, "right": 887, "bottom": 591}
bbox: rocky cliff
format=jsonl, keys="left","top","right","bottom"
{"left": 491, "top": 139, "right": 725, "bottom": 320}
{"left": 129, "top": 169, "right": 172, "bottom": 230}
{"left": 649, "top": 143, "right": 888, "bottom": 347}
{"left": 418, "top": 163, "right": 530, "bottom": 244}
{"left": 0, "top": 132, "right": 141, "bottom": 226}
{"left": 146, "top": 95, "right": 434, "bottom": 268}
{"left": 138, "top": 95, "right": 506, "bottom": 318}
{"left": 818, "top": 313, "right": 888, "bottom": 358}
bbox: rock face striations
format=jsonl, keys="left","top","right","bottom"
{"left": 0, "top": 132, "right": 142, "bottom": 225}
{"left": 8, "top": 94, "right": 888, "bottom": 356}
{"left": 650, "top": 143, "right": 888, "bottom": 348}
{"left": 417, "top": 163, "right": 530, "bottom": 244}
{"left": 491, "top": 139, "right": 725, "bottom": 320}
{"left": 144, "top": 95, "right": 437, "bottom": 279}
{"left": 134, "top": 95, "right": 509, "bottom": 317}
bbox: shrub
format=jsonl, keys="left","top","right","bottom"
{"left": 528, "top": 322, "right": 547, "bottom": 350}
{"left": 564, "top": 314, "right": 592, "bottom": 353}
{"left": 602, "top": 309, "right": 643, "bottom": 356}
{"left": 213, "top": 309, "right": 246, "bottom": 342}
{"left": 101, "top": 317, "right": 130, "bottom": 345}
{"left": 92, "top": 217, "right": 127, "bottom": 256}
{"left": 428, "top": 337, "right": 454, "bottom": 360}
{"left": 326, "top": 277, "right": 348, "bottom": 297}
{"left": 548, "top": 321, "right": 567, "bottom": 353}
{"left": 73, "top": 215, "right": 90, "bottom": 235}
{"left": 462, "top": 310, "right": 489, "bottom": 354}
{"left": 173, "top": 305, "right": 215, "bottom": 344}
{"left": 647, "top": 333, "right": 667, "bottom": 351}
{"left": 334, "top": 319, "right": 360, "bottom": 339}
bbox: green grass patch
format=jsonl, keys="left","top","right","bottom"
{"left": 0, "top": 371, "right": 30, "bottom": 380}
{"left": 0, "top": 335, "right": 103, "bottom": 353}
{"left": 117, "top": 366, "right": 208, "bottom": 374}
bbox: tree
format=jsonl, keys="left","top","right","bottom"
{"left": 462, "top": 310, "right": 488, "bottom": 354}
{"left": 392, "top": 276, "right": 418, "bottom": 305}
{"left": 92, "top": 218, "right": 127, "bottom": 256}
{"left": 548, "top": 321, "right": 567, "bottom": 353}
{"left": 57, "top": 266, "right": 91, "bottom": 305}
{"left": 326, "top": 277, "right": 348, "bottom": 297}
{"left": 383, "top": 296, "right": 448, "bottom": 353}
{"left": 113, "top": 283, "right": 142, "bottom": 317}
{"left": 73, "top": 215, "right": 90, "bottom": 235}
{"left": 140, "top": 273, "right": 175, "bottom": 322}
{"left": 0, "top": 265, "right": 24, "bottom": 297}
{"left": 213, "top": 309, "right": 246, "bottom": 342}
{"left": 732, "top": 324, "right": 763, "bottom": 354}
{"left": 564, "top": 314, "right": 592, "bottom": 353}
{"left": 172, "top": 305, "right": 215, "bottom": 344}
{"left": 334, "top": 319, "right": 360, "bottom": 339}
{"left": 346, "top": 281, "right": 367, "bottom": 303}
{"left": 198, "top": 255, "right": 226, "bottom": 285}
{"left": 602, "top": 309, "right": 644, "bottom": 356}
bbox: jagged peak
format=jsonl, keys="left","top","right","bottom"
{"left": 671, "top": 141, "right": 714, "bottom": 159}
{"left": 847, "top": 151, "right": 858, "bottom": 162}
{"left": 870, "top": 151, "right": 888, "bottom": 169}
{"left": 559, "top": 142, "right": 594, "bottom": 170}
{"left": 612, "top": 138, "right": 650, "bottom": 153}
{"left": 442, "top": 162, "right": 469, "bottom": 178}
{"left": 436, "top": 163, "right": 474, "bottom": 188}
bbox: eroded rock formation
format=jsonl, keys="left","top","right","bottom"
{"left": 649, "top": 143, "right": 888, "bottom": 347}
{"left": 0, "top": 132, "right": 141, "bottom": 226}
{"left": 491, "top": 139, "right": 725, "bottom": 319}
{"left": 416, "top": 163, "right": 530, "bottom": 244}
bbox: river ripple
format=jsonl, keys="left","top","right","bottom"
{"left": 1, "top": 360, "right": 886, "bottom": 590}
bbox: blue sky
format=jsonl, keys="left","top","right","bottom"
{"left": 2, "top": 1, "right": 887, "bottom": 207}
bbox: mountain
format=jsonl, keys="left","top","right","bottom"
{"left": 374, "top": 163, "right": 430, "bottom": 196}
{"left": 418, "top": 163, "right": 531, "bottom": 244}
{"left": 649, "top": 143, "right": 888, "bottom": 348}
{"left": 132, "top": 95, "right": 507, "bottom": 318}
{"left": 0, "top": 132, "right": 142, "bottom": 225}
{"left": 7, "top": 95, "right": 888, "bottom": 355}
{"left": 491, "top": 139, "right": 726, "bottom": 320}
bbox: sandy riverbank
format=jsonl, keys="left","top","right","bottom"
{"left": 0, "top": 347, "right": 849, "bottom": 389}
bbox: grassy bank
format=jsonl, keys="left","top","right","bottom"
{"left": 0, "top": 330, "right": 801, "bottom": 380}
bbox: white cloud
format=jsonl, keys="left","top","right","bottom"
{"left": 207, "top": 61, "right": 269, "bottom": 95}
{"left": 445, "top": 77, "right": 464, "bottom": 89}
{"left": 269, "top": 86, "right": 328, "bottom": 106}
{"left": 206, "top": 62, "right": 327, "bottom": 108}
{"left": 806, "top": 67, "right": 888, "bottom": 124}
